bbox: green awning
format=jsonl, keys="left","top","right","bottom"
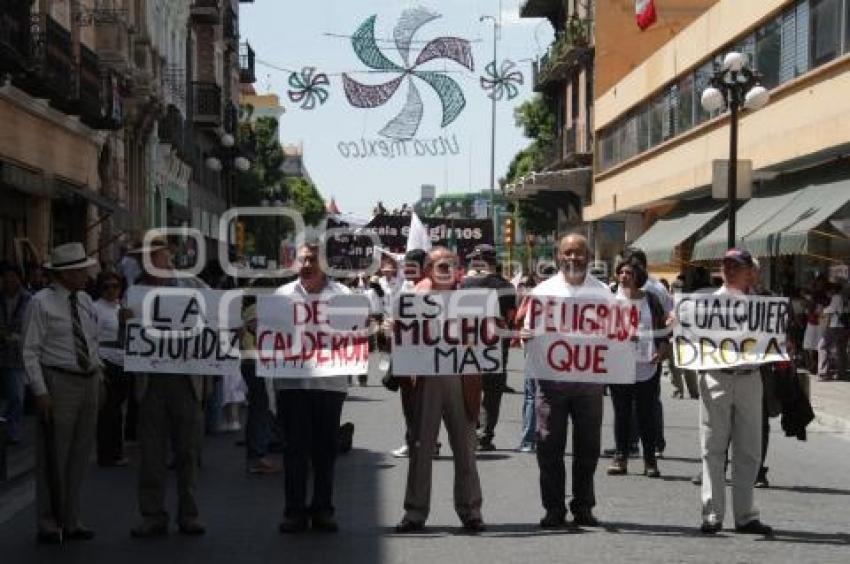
{"left": 631, "top": 204, "right": 726, "bottom": 265}
{"left": 692, "top": 179, "right": 850, "bottom": 260}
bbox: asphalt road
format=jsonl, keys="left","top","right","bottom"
{"left": 1, "top": 372, "right": 849, "bottom": 564}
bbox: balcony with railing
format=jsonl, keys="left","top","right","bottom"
{"left": 541, "top": 118, "right": 593, "bottom": 170}
{"left": 0, "top": 0, "right": 31, "bottom": 75}
{"left": 191, "top": 0, "right": 220, "bottom": 24}
{"left": 192, "top": 81, "right": 222, "bottom": 127}
{"left": 15, "top": 14, "right": 74, "bottom": 112}
{"left": 533, "top": 15, "right": 593, "bottom": 92}
{"left": 239, "top": 42, "right": 256, "bottom": 84}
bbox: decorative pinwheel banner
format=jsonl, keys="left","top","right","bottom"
{"left": 287, "top": 67, "right": 330, "bottom": 110}
{"left": 480, "top": 59, "right": 524, "bottom": 102}
{"left": 342, "top": 7, "right": 474, "bottom": 140}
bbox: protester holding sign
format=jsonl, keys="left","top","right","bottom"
{"left": 606, "top": 257, "right": 667, "bottom": 479}
{"left": 128, "top": 233, "right": 209, "bottom": 539}
{"left": 684, "top": 248, "right": 775, "bottom": 536}
{"left": 396, "top": 247, "right": 485, "bottom": 534}
{"left": 525, "top": 234, "right": 614, "bottom": 529}
{"left": 272, "top": 243, "right": 355, "bottom": 534}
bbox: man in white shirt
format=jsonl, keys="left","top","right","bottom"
{"left": 275, "top": 243, "right": 351, "bottom": 534}
{"left": 697, "top": 248, "right": 772, "bottom": 536}
{"left": 22, "top": 243, "right": 100, "bottom": 543}
{"left": 527, "top": 234, "right": 611, "bottom": 529}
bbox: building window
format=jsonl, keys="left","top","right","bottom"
{"left": 649, "top": 95, "right": 665, "bottom": 147}
{"left": 693, "top": 60, "right": 716, "bottom": 125}
{"left": 810, "top": 0, "right": 841, "bottom": 67}
{"left": 845, "top": 0, "right": 850, "bottom": 52}
{"left": 756, "top": 17, "right": 782, "bottom": 89}
{"left": 637, "top": 106, "right": 650, "bottom": 153}
{"left": 676, "top": 75, "right": 694, "bottom": 134}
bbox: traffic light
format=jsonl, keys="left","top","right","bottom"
{"left": 503, "top": 216, "right": 515, "bottom": 246}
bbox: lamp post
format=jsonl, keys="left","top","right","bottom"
{"left": 481, "top": 5, "right": 501, "bottom": 243}
{"left": 700, "top": 51, "right": 770, "bottom": 249}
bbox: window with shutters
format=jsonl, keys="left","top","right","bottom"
{"left": 649, "top": 95, "right": 665, "bottom": 147}
{"left": 810, "top": 0, "right": 841, "bottom": 67}
{"left": 796, "top": 0, "right": 811, "bottom": 76}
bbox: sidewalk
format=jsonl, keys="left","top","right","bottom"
{"left": 806, "top": 373, "right": 850, "bottom": 434}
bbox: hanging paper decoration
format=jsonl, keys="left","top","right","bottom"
{"left": 287, "top": 67, "right": 330, "bottom": 110}
{"left": 480, "top": 59, "right": 524, "bottom": 101}
{"left": 342, "top": 7, "right": 474, "bottom": 140}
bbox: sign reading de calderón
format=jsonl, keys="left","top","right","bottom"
{"left": 124, "top": 287, "right": 242, "bottom": 376}
{"left": 256, "top": 294, "right": 372, "bottom": 378}
{"left": 391, "top": 291, "right": 505, "bottom": 376}
{"left": 673, "top": 294, "right": 790, "bottom": 371}
{"left": 524, "top": 297, "right": 640, "bottom": 384}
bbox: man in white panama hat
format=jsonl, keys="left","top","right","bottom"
{"left": 22, "top": 242, "right": 100, "bottom": 544}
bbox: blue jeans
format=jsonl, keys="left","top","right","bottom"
{"left": 2, "top": 367, "right": 25, "bottom": 442}
{"left": 520, "top": 377, "right": 537, "bottom": 448}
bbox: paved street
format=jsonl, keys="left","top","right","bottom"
{"left": 1, "top": 369, "right": 849, "bottom": 564}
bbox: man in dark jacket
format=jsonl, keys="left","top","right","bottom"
{"left": 460, "top": 245, "right": 516, "bottom": 451}
{"left": 1, "top": 265, "right": 31, "bottom": 445}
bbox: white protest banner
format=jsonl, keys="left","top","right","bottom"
{"left": 256, "top": 293, "right": 371, "bottom": 378}
{"left": 524, "top": 296, "right": 639, "bottom": 384}
{"left": 124, "top": 286, "right": 242, "bottom": 375}
{"left": 391, "top": 290, "right": 504, "bottom": 376}
{"left": 673, "top": 294, "right": 790, "bottom": 370}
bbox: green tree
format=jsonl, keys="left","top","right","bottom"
{"left": 502, "top": 95, "right": 559, "bottom": 234}
{"left": 285, "top": 176, "right": 326, "bottom": 226}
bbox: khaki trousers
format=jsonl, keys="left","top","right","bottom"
{"left": 699, "top": 369, "right": 762, "bottom": 526}
{"left": 36, "top": 367, "right": 99, "bottom": 532}
{"left": 403, "top": 377, "right": 482, "bottom": 524}
{"left": 137, "top": 376, "right": 203, "bottom": 524}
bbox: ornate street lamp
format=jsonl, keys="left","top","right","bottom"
{"left": 701, "top": 51, "right": 770, "bottom": 249}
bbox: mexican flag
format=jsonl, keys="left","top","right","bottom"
{"left": 636, "top": 0, "right": 657, "bottom": 30}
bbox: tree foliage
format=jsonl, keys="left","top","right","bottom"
{"left": 286, "top": 177, "right": 326, "bottom": 226}
{"left": 502, "top": 95, "right": 560, "bottom": 234}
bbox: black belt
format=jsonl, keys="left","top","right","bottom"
{"left": 43, "top": 365, "right": 96, "bottom": 378}
{"left": 719, "top": 368, "right": 756, "bottom": 375}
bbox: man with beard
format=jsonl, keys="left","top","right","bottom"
{"left": 526, "top": 234, "right": 611, "bottom": 528}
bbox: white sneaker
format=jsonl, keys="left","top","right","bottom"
{"left": 391, "top": 445, "right": 409, "bottom": 458}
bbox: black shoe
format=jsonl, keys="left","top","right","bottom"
{"left": 338, "top": 422, "right": 354, "bottom": 454}
{"left": 177, "top": 519, "right": 206, "bottom": 536}
{"left": 311, "top": 514, "right": 339, "bottom": 533}
{"left": 572, "top": 510, "right": 600, "bottom": 527}
{"left": 461, "top": 519, "right": 486, "bottom": 533}
{"left": 539, "top": 512, "right": 567, "bottom": 529}
{"left": 66, "top": 527, "right": 95, "bottom": 541}
{"left": 735, "top": 520, "right": 773, "bottom": 536}
{"left": 477, "top": 439, "right": 496, "bottom": 452}
{"left": 395, "top": 519, "right": 424, "bottom": 533}
{"left": 278, "top": 517, "right": 309, "bottom": 534}
{"left": 700, "top": 521, "right": 722, "bottom": 535}
{"left": 755, "top": 468, "right": 770, "bottom": 488}
{"left": 36, "top": 530, "right": 63, "bottom": 544}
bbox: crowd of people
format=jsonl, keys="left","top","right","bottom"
{"left": 0, "top": 229, "right": 840, "bottom": 544}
